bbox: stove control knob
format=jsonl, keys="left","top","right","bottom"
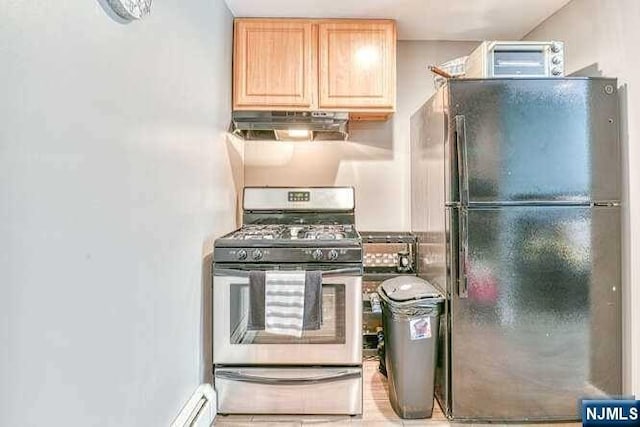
{"left": 237, "top": 249, "right": 248, "bottom": 260}
{"left": 252, "top": 249, "right": 263, "bottom": 260}
{"left": 328, "top": 249, "right": 339, "bottom": 261}
{"left": 311, "top": 249, "right": 323, "bottom": 260}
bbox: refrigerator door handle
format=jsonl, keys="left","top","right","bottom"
{"left": 458, "top": 208, "right": 469, "bottom": 298}
{"left": 455, "top": 115, "right": 469, "bottom": 206}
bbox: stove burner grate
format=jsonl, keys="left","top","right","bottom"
{"left": 230, "top": 224, "right": 355, "bottom": 242}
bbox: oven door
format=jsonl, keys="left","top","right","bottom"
{"left": 213, "top": 266, "right": 362, "bottom": 365}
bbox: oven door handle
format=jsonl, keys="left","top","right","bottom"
{"left": 216, "top": 370, "right": 361, "bottom": 385}
{"left": 214, "top": 267, "right": 362, "bottom": 278}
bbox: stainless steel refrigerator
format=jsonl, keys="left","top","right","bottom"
{"left": 410, "top": 78, "right": 622, "bottom": 421}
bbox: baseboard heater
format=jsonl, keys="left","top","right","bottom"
{"left": 170, "top": 383, "right": 216, "bottom": 427}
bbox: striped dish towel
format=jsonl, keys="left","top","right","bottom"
{"left": 264, "top": 271, "right": 306, "bottom": 337}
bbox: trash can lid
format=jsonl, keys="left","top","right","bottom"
{"left": 380, "top": 276, "right": 442, "bottom": 302}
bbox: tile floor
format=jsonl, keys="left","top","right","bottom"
{"left": 212, "top": 361, "right": 581, "bottom": 426}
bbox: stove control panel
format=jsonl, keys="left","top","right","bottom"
{"left": 214, "top": 247, "right": 362, "bottom": 263}
{"left": 288, "top": 191, "right": 311, "bottom": 202}
{"left": 244, "top": 187, "right": 355, "bottom": 211}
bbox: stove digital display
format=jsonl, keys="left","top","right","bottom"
{"left": 288, "top": 191, "right": 310, "bottom": 202}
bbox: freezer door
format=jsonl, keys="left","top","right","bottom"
{"left": 448, "top": 78, "right": 620, "bottom": 204}
{"left": 450, "top": 205, "right": 621, "bottom": 421}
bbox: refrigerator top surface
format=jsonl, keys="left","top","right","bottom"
{"left": 447, "top": 76, "right": 617, "bottom": 84}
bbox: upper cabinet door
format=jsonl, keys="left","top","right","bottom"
{"left": 234, "top": 19, "right": 316, "bottom": 110}
{"left": 318, "top": 20, "right": 396, "bottom": 111}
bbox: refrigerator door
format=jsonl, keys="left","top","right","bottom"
{"left": 450, "top": 205, "right": 621, "bottom": 421}
{"left": 447, "top": 78, "right": 620, "bottom": 205}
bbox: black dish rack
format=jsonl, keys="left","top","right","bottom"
{"left": 361, "top": 232, "right": 417, "bottom": 359}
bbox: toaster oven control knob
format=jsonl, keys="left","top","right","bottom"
{"left": 328, "top": 249, "right": 339, "bottom": 261}
{"left": 551, "top": 42, "right": 561, "bottom": 53}
{"left": 312, "top": 249, "right": 324, "bottom": 260}
{"left": 251, "top": 249, "right": 263, "bottom": 260}
{"left": 237, "top": 249, "right": 247, "bottom": 260}
{"left": 551, "top": 67, "right": 562, "bottom": 76}
{"left": 551, "top": 56, "right": 561, "bottom": 64}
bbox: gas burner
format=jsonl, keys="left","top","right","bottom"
{"left": 228, "top": 224, "right": 356, "bottom": 242}
{"left": 231, "top": 225, "right": 287, "bottom": 240}
{"left": 296, "top": 225, "right": 352, "bottom": 241}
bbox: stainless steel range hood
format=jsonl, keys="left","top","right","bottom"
{"left": 231, "top": 111, "right": 349, "bottom": 141}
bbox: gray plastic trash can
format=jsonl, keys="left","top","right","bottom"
{"left": 378, "top": 276, "right": 444, "bottom": 419}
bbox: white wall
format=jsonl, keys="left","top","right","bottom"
{"left": 525, "top": 0, "right": 640, "bottom": 395}
{"left": 0, "top": 0, "right": 239, "bottom": 425}
{"left": 244, "top": 40, "right": 478, "bottom": 230}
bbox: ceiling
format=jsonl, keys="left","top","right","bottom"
{"left": 224, "top": 0, "right": 571, "bottom": 41}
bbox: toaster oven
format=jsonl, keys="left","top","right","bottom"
{"left": 465, "top": 41, "right": 564, "bottom": 78}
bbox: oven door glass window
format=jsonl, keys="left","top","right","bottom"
{"left": 492, "top": 50, "right": 546, "bottom": 76}
{"left": 229, "top": 283, "right": 346, "bottom": 344}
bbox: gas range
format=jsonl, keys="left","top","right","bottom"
{"left": 212, "top": 187, "right": 363, "bottom": 415}
{"left": 213, "top": 187, "right": 362, "bottom": 264}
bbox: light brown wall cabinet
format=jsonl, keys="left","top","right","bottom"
{"left": 318, "top": 21, "right": 396, "bottom": 111}
{"left": 233, "top": 19, "right": 317, "bottom": 110}
{"left": 233, "top": 18, "right": 396, "bottom": 117}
